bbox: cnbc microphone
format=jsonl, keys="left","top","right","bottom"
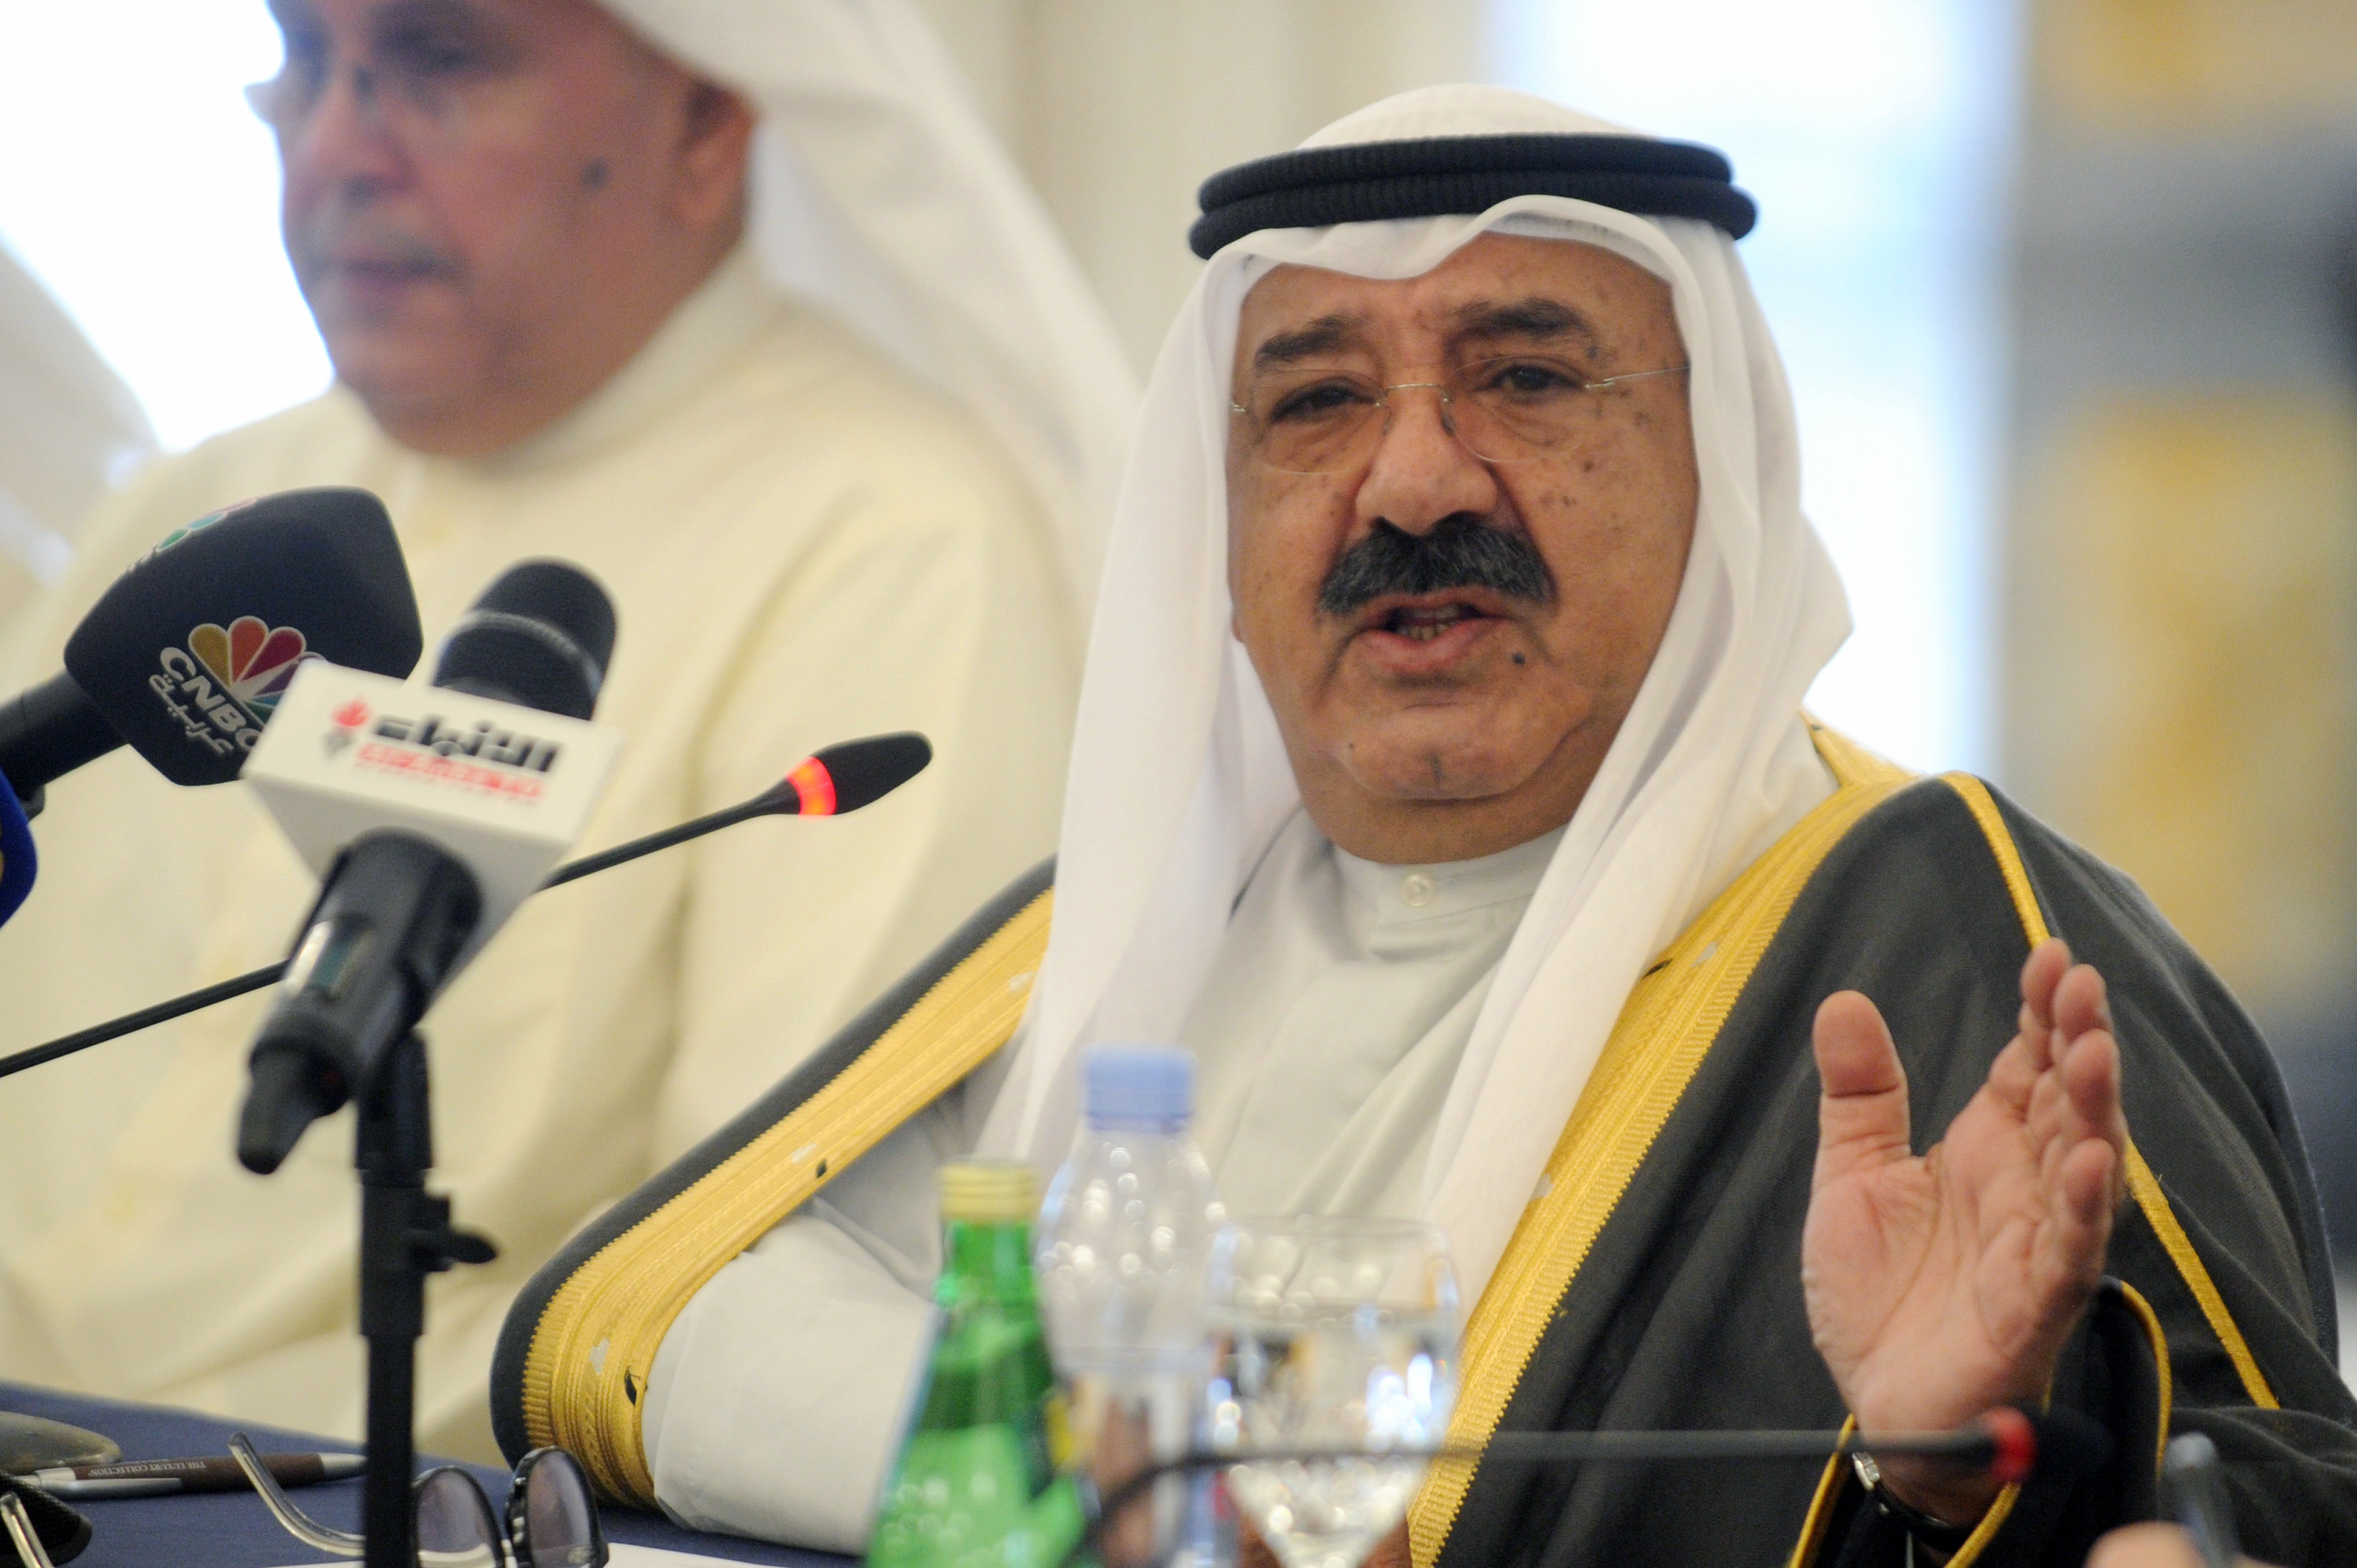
{"left": 235, "top": 561, "right": 623, "bottom": 1174}
{"left": 0, "top": 488, "right": 423, "bottom": 810}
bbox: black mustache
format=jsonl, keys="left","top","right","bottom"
{"left": 1317, "top": 514, "right": 1554, "bottom": 618}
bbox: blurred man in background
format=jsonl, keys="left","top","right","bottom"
{"left": 0, "top": 0, "right": 1132, "bottom": 1460}
{"left": 0, "top": 246, "right": 152, "bottom": 631}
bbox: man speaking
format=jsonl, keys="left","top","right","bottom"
{"left": 521, "top": 86, "right": 2357, "bottom": 1562}
{"left": 0, "top": 0, "right": 1131, "bottom": 1458}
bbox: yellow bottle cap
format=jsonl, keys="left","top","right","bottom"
{"left": 937, "top": 1160, "right": 1039, "bottom": 1225}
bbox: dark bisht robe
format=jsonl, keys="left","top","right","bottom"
{"left": 1421, "top": 735, "right": 2357, "bottom": 1568}
{"left": 494, "top": 728, "right": 2357, "bottom": 1566}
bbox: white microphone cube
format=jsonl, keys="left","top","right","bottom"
{"left": 241, "top": 662, "right": 623, "bottom": 968}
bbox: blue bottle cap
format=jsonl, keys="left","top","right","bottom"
{"left": 1083, "top": 1044, "right": 1194, "bottom": 1129}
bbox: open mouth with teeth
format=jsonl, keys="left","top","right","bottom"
{"left": 1343, "top": 591, "right": 1521, "bottom": 671}
{"left": 1386, "top": 603, "right": 1486, "bottom": 641}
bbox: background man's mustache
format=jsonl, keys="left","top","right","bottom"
{"left": 1318, "top": 514, "right": 1555, "bottom": 616}
{"left": 286, "top": 210, "right": 458, "bottom": 278}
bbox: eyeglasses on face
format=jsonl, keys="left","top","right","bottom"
{"left": 244, "top": 12, "right": 517, "bottom": 153}
{"left": 1229, "top": 355, "right": 1690, "bottom": 475}
{"left": 231, "top": 1431, "right": 608, "bottom": 1568}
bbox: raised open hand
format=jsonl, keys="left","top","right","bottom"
{"left": 1802, "top": 937, "right": 2128, "bottom": 1526}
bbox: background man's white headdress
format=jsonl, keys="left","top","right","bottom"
{"left": 0, "top": 243, "right": 150, "bottom": 601}
{"left": 601, "top": 0, "right": 1137, "bottom": 616}
{"left": 983, "top": 84, "right": 1854, "bottom": 1303}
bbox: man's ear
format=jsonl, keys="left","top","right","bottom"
{"left": 670, "top": 80, "right": 754, "bottom": 233}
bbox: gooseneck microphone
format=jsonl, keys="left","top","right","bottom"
{"left": 237, "top": 561, "right": 619, "bottom": 1174}
{"left": 0, "top": 488, "right": 423, "bottom": 807}
{"left": 0, "top": 733, "right": 933, "bottom": 1084}
{"left": 540, "top": 731, "right": 932, "bottom": 888}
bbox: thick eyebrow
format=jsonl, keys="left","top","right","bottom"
{"left": 1249, "top": 313, "right": 1371, "bottom": 373}
{"left": 1450, "top": 297, "right": 1603, "bottom": 354}
{"left": 371, "top": 0, "right": 521, "bottom": 59}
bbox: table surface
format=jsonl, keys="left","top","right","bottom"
{"left": 0, "top": 1383, "right": 853, "bottom": 1568}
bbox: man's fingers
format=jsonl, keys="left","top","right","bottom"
{"left": 2054, "top": 960, "right": 2111, "bottom": 1047}
{"left": 1813, "top": 990, "right": 1912, "bottom": 1182}
{"left": 2060, "top": 1024, "right": 2130, "bottom": 1220}
{"left": 2016, "top": 937, "right": 2073, "bottom": 1066}
{"left": 2060, "top": 1138, "right": 2118, "bottom": 1235}
{"left": 2019, "top": 937, "right": 2072, "bottom": 1022}
{"left": 1815, "top": 990, "right": 1906, "bottom": 1097}
{"left": 2061, "top": 1024, "right": 2124, "bottom": 1136}
{"left": 2045, "top": 1013, "right": 2122, "bottom": 1296}
{"left": 2053, "top": 960, "right": 2129, "bottom": 1156}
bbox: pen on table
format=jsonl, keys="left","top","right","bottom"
{"left": 14, "top": 1452, "right": 363, "bottom": 1500}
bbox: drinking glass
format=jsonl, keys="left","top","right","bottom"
{"left": 1202, "top": 1217, "right": 1460, "bottom": 1568}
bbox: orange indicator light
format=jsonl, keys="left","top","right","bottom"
{"left": 786, "top": 757, "right": 838, "bottom": 816}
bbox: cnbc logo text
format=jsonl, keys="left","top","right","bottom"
{"left": 148, "top": 617, "right": 310, "bottom": 756}
{"left": 348, "top": 712, "right": 563, "bottom": 802}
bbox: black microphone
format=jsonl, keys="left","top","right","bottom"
{"left": 0, "top": 733, "right": 934, "bottom": 1085}
{"left": 237, "top": 561, "right": 617, "bottom": 1174}
{"left": 431, "top": 558, "right": 614, "bottom": 718}
{"left": 0, "top": 488, "right": 423, "bottom": 809}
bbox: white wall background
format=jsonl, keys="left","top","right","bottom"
{"left": 1494, "top": 0, "right": 2021, "bottom": 776}
{"left": 0, "top": 1, "right": 328, "bottom": 454}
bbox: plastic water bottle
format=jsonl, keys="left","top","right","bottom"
{"left": 1034, "top": 1045, "right": 1226, "bottom": 1566}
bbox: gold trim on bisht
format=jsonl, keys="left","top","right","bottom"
{"left": 1942, "top": 774, "right": 2277, "bottom": 1411}
{"left": 520, "top": 888, "right": 1055, "bottom": 1504}
{"left": 1410, "top": 723, "right": 1914, "bottom": 1567}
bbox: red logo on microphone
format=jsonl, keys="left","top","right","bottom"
{"left": 324, "top": 698, "right": 371, "bottom": 759}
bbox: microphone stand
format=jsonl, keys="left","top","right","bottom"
{"left": 353, "top": 1031, "right": 494, "bottom": 1568}
{"left": 0, "top": 735, "right": 926, "bottom": 1564}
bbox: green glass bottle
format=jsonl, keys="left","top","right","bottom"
{"left": 867, "top": 1161, "right": 1088, "bottom": 1568}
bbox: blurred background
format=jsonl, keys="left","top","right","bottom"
{"left": 4, "top": 0, "right": 2356, "bottom": 1360}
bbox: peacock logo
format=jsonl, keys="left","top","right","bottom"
{"left": 188, "top": 617, "right": 310, "bottom": 720}
{"left": 147, "top": 613, "right": 316, "bottom": 759}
